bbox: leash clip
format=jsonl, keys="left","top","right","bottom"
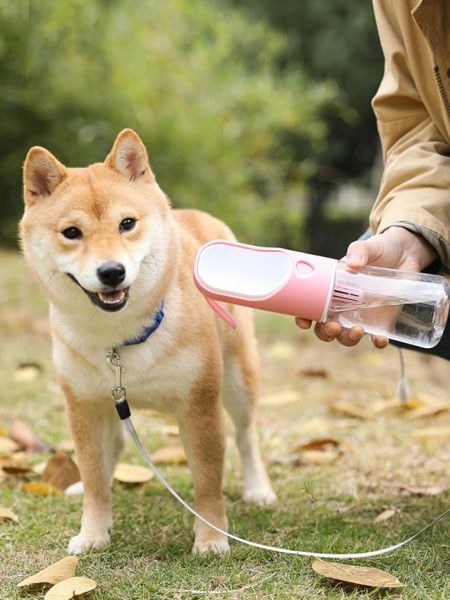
{"left": 106, "top": 348, "right": 131, "bottom": 420}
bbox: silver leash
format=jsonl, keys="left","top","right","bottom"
{"left": 106, "top": 348, "right": 449, "bottom": 559}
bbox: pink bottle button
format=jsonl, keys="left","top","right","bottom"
{"left": 296, "top": 260, "right": 314, "bottom": 278}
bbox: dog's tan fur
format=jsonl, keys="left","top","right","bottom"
{"left": 20, "top": 129, "right": 275, "bottom": 554}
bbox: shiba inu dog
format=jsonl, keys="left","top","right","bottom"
{"left": 20, "top": 129, "right": 276, "bottom": 555}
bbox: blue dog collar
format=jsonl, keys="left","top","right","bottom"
{"left": 123, "top": 300, "right": 165, "bottom": 346}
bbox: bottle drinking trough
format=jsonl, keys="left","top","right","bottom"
{"left": 194, "top": 240, "right": 449, "bottom": 349}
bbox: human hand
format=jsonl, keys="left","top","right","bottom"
{"left": 296, "top": 227, "right": 438, "bottom": 348}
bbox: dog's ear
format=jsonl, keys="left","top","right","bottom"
{"left": 105, "top": 129, "right": 155, "bottom": 182}
{"left": 23, "top": 147, "right": 67, "bottom": 205}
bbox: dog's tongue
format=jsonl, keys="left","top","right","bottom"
{"left": 98, "top": 290, "right": 125, "bottom": 304}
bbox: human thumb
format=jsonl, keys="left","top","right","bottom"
{"left": 346, "top": 237, "right": 383, "bottom": 268}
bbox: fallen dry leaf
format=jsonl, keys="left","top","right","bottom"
{"left": 266, "top": 341, "right": 295, "bottom": 360}
{"left": 44, "top": 576, "right": 97, "bottom": 599}
{"left": 300, "top": 449, "right": 340, "bottom": 465}
{"left": 260, "top": 391, "right": 300, "bottom": 407}
{"left": 328, "top": 400, "right": 372, "bottom": 420}
{"left": 10, "top": 420, "right": 50, "bottom": 452}
{"left": 0, "top": 436, "right": 20, "bottom": 453}
{"left": 33, "top": 460, "right": 49, "bottom": 475}
{"left": 22, "top": 481, "right": 61, "bottom": 496}
{"left": 370, "top": 398, "right": 401, "bottom": 414}
{"left": 159, "top": 425, "right": 179, "bottom": 437}
{"left": 267, "top": 436, "right": 282, "bottom": 448}
{"left": 18, "top": 556, "right": 79, "bottom": 588}
{"left": 312, "top": 559, "right": 404, "bottom": 589}
{"left": 151, "top": 445, "right": 187, "bottom": 465}
{"left": 113, "top": 463, "right": 154, "bottom": 484}
{"left": 399, "top": 484, "right": 446, "bottom": 497}
{"left": 362, "top": 352, "right": 384, "bottom": 367}
{"left": 406, "top": 402, "right": 449, "bottom": 419}
{"left": 298, "top": 367, "right": 329, "bottom": 378}
{"left": 374, "top": 508, "right": 396, "bottom": 523}
{"left": 403, "top": 396, "right": 426, "bottom": 410}
{"left": 0, "top": 452, "right": 32, "bottom": 472}
{"left": 0, "top": 507, "right": 18, "bottom": 522}
{"left": 2, "top": 464, "right": 32, "bottom": 476}
{"left": 413, "top": 426, "right": 450, "bottom": 441}
{"left": 13, "top": 362, "right": 42, "bottom": 382}
{"left": 300, "top": 417, "right": 332, "bottom": 436}
{"left": 271, "top": 448, "right": 340, "bottom": 467}
{"left": 290, "top": 438, "right": 339, "bottom": 453}
{"left": 42, "top": 452, "right": 80, "bottom": 491}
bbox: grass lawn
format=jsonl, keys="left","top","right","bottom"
{"left": 0, "top": 249, "right": 449, "bottom": 599}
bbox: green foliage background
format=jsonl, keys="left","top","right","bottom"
{"left": 0, "top": 0, "right": 382, "bottom": 250}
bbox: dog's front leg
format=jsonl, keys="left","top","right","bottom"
{"left": 179, "top": 391, "right": 229, "bottom": 554}
{"left": 64, "top": 388, "right": 124, "bottom": 555}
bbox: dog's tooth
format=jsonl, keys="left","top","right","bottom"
{"left": 98, "top": 290, "right": 125, "bottom": 304}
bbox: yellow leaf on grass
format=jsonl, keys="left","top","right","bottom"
{"left": 18, "top": 556, "right": 79, "bottom": 588}
{"left": 0, "top": 507, "right": 18, "bottom": 522}
{"left": 371, "top": 398, "right": 401, "bottom": 414}
{"left": 374, "top": 508, "right": 396, "bottom": 523}
{"left": 406, "top": 403, "right": 449, "bottom": 419}
{"left": 260, "top": 391, "right": 300, "bottom": 407}
{"left": 300, "top": 449, "right": 340, "bottom": 465}
{"left": 0, "top": 436, "right": 20, "bottom": 453}
{"left": 13, "top": 363, "right": 42, "bottom": 382}
{"left": 22, "top": 481, "right": 61, "bottom": 496}
{"left": 412, "top": 427, "right": 450, "bottom": 441}
{"left": 0, "top": 453, "right": 32, "bottom": 473}
{"left": 267, "top": 341, "right": 295, "bottom": 360}
{"left": 312, "top": 559, "right": 404, "bottom": 588}
{"left": 33, "top": 460, "right": 49, "bottom": 475}
{"left": 113, "top": 463, "right": 154, "bottom": 484}
{"left": 44, "top": 576, "right": 97, "bottom": 599}
{"left": 403, "top": 396, "right": 425, "bottom": 410}
{"left": 151, "top": 445, "right": 187, "bottom": 465}
{"left": 329, "top": 400, "right": 372, "bottom": 420}
{"left": 399, "top": 483, "right": 446, "bottom": 496}
{"left": 42, "top": 452, "right": 81, "bottom": 491}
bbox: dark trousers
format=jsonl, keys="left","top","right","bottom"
{"left": 392, "top": 315, "right": 450, "bottom": 360}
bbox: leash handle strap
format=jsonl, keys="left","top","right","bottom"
{"left": 123, "top": 416, "right": 449, "bottom": 560}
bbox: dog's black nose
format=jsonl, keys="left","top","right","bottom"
{"left": 97, "top": 262, "right": 126, "bottom": 287}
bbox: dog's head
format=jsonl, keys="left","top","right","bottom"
{"left": 20, "top": 129, "right": 175, "bottom": 315}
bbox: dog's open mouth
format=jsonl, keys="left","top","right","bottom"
{"left": 67, "top": 274, "right": 130, "bottom": 312}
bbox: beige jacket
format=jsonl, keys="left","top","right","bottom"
{"left": 370, "top": 0, "right": 450, "bottom": 269}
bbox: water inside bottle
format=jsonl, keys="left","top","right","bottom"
{"left": 336, "top": 296, "right": 448, "bottom": 348}
{"left": 329, "top": 263, "right": 449, "bottom": 348}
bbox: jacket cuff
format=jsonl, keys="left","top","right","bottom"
{"left": 375, "top": 219, "right": 450, "bottom": 271}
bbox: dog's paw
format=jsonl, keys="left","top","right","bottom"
{"left": 243, "top": 487, "right": 277, "bottom": 506}
{"left": 67, "top": 531, "right": 110, "bottom": 555}
{"left": 192, "top": 537, "right": 230, "bottom": 555}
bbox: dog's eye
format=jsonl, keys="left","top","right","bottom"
{"left": 119, "top": 218, "right": 136, "bottom": 233}
{"left": 62, "top": 227, "right": 83, "bottom": 240}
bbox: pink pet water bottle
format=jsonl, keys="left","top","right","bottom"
{"left": 194, "top": 240, "right": 449, "bottom": 349}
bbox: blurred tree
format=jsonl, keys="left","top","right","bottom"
{"left": 0, "top": 0, "right": 339, "bottom": 248}
{"left": 225, "top": 0, "right": 384, "bottom": 253}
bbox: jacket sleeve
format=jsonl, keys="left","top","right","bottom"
{"left": 370, "top": 0, "right": 450, "bottom": 269}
